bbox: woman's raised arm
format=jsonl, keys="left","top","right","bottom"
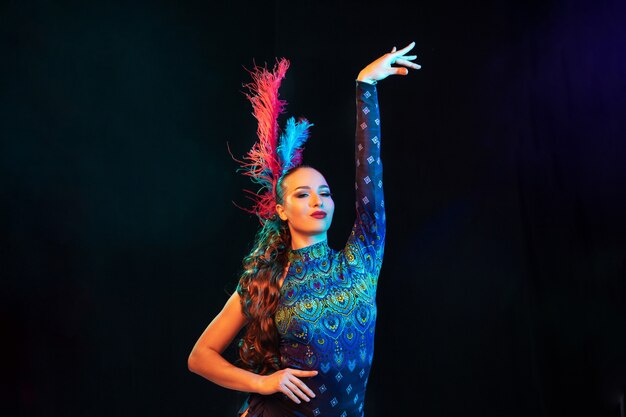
{"left": 345, "top": 42, "right": 420, "bottom": 280}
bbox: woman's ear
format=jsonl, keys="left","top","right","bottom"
{"left": 275, "top": 203, "right": 288, "bottom": 221}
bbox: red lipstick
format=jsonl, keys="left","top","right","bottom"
{"left": 311, "top": 211, "right": 327, "bottom": 219}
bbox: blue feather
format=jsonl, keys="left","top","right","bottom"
{"left": 277, "top": 117, "right": 313, "bottom": 172}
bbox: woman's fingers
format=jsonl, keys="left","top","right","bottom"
{"left": 279, "top": 382, "right": 302, "bottom": 404}
{"left": 290, "top": 375, "right": 316, "bottom": 398}
{"left": 394, "top": 58, "right": 421, "bottom": 69}
{"left": 290, "top": 369, "right": 318, "bottom": 378}
{"left": 389, "top": 39, "right": 420, "bottom": 71}
{"left": 289, "top": 369, "right": 317, "bottom": 397}
{"left": 388, "top": 43, "right": 419, "bottom": 69}
{"left": 357, "top": 41, "right": 419, "bottom": 82}
{"left": 393, "top": 41, "right": 416, "bottom": 56}
{"left": 277, "top": 368, "right": 318, "bottom": 403}
{"left": 284, "top": 380, "right": 311, "bottom": 403}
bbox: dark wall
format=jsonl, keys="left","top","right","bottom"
{"left": 3, "top": 1, "right": 625, "bottom": 416}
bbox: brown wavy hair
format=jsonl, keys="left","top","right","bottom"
{"left": 235, "top": 166, "right": 307, "bottom": 375}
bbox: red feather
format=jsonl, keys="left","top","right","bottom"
{"left": 233, "top": 59, "right": 291, "bottom": 221}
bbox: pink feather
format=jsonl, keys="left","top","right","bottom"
{"left": 234, "top": 58, "right": 291, "bottom": 220}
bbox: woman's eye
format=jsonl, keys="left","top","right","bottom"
{"left": 295, "top": 192, "right": 332, "bottom": 198}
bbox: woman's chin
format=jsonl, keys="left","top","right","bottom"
{"left": 295, "top": 228, "right": 330, "bottom": 237}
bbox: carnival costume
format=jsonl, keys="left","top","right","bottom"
{"left": 235, "top": 60, "right": 385, "bottom": 417}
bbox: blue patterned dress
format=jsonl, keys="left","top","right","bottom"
{"left": 240, "top": 81, "right": 385, "bottom": 417}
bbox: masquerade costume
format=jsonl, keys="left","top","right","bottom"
{"left": 237, "top": 62, "right": 384, "bottom": 417}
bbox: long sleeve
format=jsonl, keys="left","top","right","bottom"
{"left": 344, "top": 80, "right": 386, "bottom": 283}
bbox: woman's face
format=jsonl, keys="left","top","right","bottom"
{"left": 275, "top": 167, "right": 335, "bottom": 237}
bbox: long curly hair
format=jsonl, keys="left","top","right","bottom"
{"left": 235, "top": 166, "right": 305, "bottom": 375}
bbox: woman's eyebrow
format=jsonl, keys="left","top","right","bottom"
{"left": 292, "top": 185, "right": 330, "bottom": 192}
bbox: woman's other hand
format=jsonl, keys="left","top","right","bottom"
{"left": 256, "top": 368, "right": 319, "bottom": 404}
{"left": 357, "top": 41, "right": 421, "bottom": 84}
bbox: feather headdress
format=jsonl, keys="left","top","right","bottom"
{"left": 230, "top": 58, "right": 313, "bottom": 222}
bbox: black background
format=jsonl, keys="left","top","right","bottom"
{"left": 3, "top": 0, "right": 625, "bottom": 416}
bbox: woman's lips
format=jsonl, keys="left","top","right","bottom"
{"left": 311, "top": 212, "right": 327, "bottom": 219}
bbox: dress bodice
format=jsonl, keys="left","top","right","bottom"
{"left": 274, "top": 81, "right": 385, "bottom": 417}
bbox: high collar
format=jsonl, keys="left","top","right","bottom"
{"left": 288, "top": 240, "right": 330, "bottom": 264}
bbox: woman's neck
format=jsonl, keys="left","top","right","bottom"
{"left": 290, "top": 233, "right": 327, "bottom": 250}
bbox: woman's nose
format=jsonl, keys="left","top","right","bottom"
{"left": 310, "top": 193, "right": 322, "bottom": 207}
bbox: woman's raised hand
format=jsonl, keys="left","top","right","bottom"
{"left": 256, "top": 368, "right": 318, "bottom": 404}
{"left": 357, "top": 41, "right": 421, "bottom": 84}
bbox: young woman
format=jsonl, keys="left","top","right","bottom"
{"left": 188, "top": 42, "right": 420, "bottom": 417}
